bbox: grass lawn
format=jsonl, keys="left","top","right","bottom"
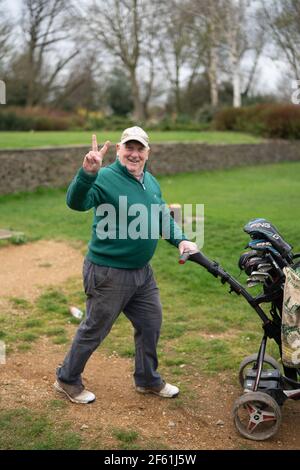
{"left": 1, "top": 160, "right": 299, "bottom": 365}
{"left": 0, "top": 161, "right": 299, "bottom": 449}
{"left": 0, "top": 130, "right": 262, "bottom": 148}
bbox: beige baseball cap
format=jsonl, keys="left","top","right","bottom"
{"left": 120, "top": 126, "right": 150, "bottom": 148}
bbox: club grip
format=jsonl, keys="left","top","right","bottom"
{"left": 187, "top": 251, "right": 220, "bottom": 278}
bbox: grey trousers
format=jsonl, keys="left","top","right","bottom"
{"left": 57, "top": 258, "right": 163, "bottom": 388}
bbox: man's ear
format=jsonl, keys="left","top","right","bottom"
{"left": 116, "top": 143, "right": 121, "bottom": 152}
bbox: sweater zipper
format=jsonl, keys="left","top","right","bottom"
{"left": 133, "top": 171, "right": 145, "bottom": 190}
{"left": 131, "top": 173, "right": 146, "bottom": 190}
{"left": 129, "top": 174, "right": 145, "bottom": 190}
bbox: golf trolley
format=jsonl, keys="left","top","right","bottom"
{"left": 179, "top": 218, "right": 300, "bottom": 441}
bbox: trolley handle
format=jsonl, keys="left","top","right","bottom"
{"left": 179, "top": 251, "right": 219, "bottom": 278}
{"left": 178, "top": 251, "right": 272, "bottom": 316}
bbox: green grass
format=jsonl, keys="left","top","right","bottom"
{"left": 0, "top": 163, "right": 300, "bottom": 368}
{"left": 36, "top": 289, "right": 69, "bottom": 314}
{"left": 45, "top": 327, "right": 67, "bottom": 336}
{"left": 0, "top": 130, "right": 262, "bottom": 149}
{"left": 112, "top": 428, "right": 139, "bottom": 444}
{"left": 108, "top": 427, "right": 168, "bottom": 451}
{"left": 25, "top": 319, "right": 44, "bottom": 328}
{"left": 0, "top": 287, "right": 82, "bottom": 351}
{"left": 19, "top": 332, "right": 39, "bottom": 342}
{"left": 1, "top": 161, "right": 300, "bottom": 367}
{"left": 47, "top": 399, "right": 69, "bottom": 410}
{"left": 0, "top": 161, "right": 299, "bottom": 449}
{"left": 0, "top": 408, "right": 81, "bottom": 450}
{"left": 9, "top": 297, "right": 31, "bottom": 309}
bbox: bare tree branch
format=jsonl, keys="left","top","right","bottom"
{"left": 0, "top": 0, "right": 13, "bottom": 67}
{"left": 83, "top": 0, "right": 161, "bottom": 120}
{"left": 20, "top": 0, "right": 77, "bottom": 105}
{"left": 260, "top": 0, "right": 300, "bottom": 80}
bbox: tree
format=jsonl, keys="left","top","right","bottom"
{"left": 5, "top": 53, "right": 31, "bottom": 106}
{"left": 225, "top": 1, "right": 266, "bottom": 107}
{"left": 0, "top": 0, "right": 13, "bottom": 73}
{"left": 184, "top": 0, "right": 225, "bottom": 108}
{"left": 82, "top": 0, "right": 161, "bottom": 121}
{"left": 261, "top": 0, "right": 300, "bottom": 80}
{"left": 19, "top": 0, "right": 79, "bottom": 106}
{"left": 223, "top": 0, "right": 245, "bottom": 107}
{"left": 106, "top": 68, "right": 133, "bottom": 116}
{"left": 159, "top": 0, "right": 194, "bottom": 115}
{"left": 205, "top": 0, "right": 223, "bottom": 107}
{"left": 52, "top": 56, "right": 105, "bottom": 111}
{"left": 184, "top": 0, "right": 265, "bottom": 108}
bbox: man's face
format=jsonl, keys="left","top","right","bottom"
{"left": 117, "top": 140, "right": 150, "bottom": 177}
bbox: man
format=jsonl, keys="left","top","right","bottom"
{"left": 54, "top": 126, "right": 197, "bottom": 404}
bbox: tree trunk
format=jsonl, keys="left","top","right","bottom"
{"left": 227, "top": 2, "right": 241, "bottom": 108}
{"left": 230, "top": 40, "right": 241, "bottom": 107}
{"left": 207, "top": 10, "right": 219, "bottom": 108}
{"left": 26, "top": 46, "right": 35, "bottom": 107}
{"left": 175, "top": 55, "right": 181, "bottom": 114}
{"left": 208, "top": 46, "right": 219, "bottom": 107}
{"left": 229, "top": 17, "right": 242, "bottom": 108}
{"left": 130, "top": 70, "right": 145, "bottom": 121}
{"left": 233, "top": 66, "right": 241, "bottom": 107}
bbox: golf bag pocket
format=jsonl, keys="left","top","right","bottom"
{"left": 282, "top": 267, "right": 300, "bottom": 368}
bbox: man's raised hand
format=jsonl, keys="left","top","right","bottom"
{"left": 83, "top": 134, "right": 110, "bottom": 174}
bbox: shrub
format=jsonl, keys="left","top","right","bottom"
{"left": 194, "top": 104, "right": 219, "bottom": 124}
{"left": 0, "top": 107, "right": 83, "bottom": 131}
{"left": 84, "top": 114, "right": 134, "bottom": 131}
{"left": 214, "top": 108, "right": 242, "bottom": 131}
{"left": 262, "top": 104, "right": 300, "bottom": 139}
{"left": 0, "top": 110, "right": 34, "bottom": 130}
{"left": 214, "top": 103, "right": 300, "bottom": 139}
{"left": 149, "top": 115, "right": 210, "bottom": 131}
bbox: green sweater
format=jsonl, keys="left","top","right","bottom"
{"left": 66, "top": 158, "right": 187, "bottom": 268}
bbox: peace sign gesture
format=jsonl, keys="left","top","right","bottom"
{"left": 83, "top": 134, "right": 110, "bottom": 174}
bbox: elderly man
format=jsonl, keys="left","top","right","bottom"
{"left": 54, "top": 126, "right": 197, "bottom": 404}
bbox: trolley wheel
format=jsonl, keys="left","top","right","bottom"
{"left": 238, "top": 353, "right": 281, "bottom": 387}
{"left": 232, "top": 391, "right": 281, "bottom": 441}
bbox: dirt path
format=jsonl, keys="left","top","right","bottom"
{"left": 1, "top": 241, "right": 299, "bottom": 449}
{"left": 0, "top": 240, "right": 83, "bottom": 300}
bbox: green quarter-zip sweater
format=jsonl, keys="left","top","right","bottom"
{"left": 67, "top": 158, "right": 188, "bottom": 268}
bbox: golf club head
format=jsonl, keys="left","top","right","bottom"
{"left": 249, "top": 271, "right": 272, "bottom": 282}
{"left": 246, "top": 279, "right": 261, "bottom": 288}
{"left": 257, "top": 263, "right": 273, "bottom": 272}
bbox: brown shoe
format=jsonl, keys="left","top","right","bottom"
{"left": 136, "top": 382, "right": 179, "bottom": 398}
{"left": 54, "top": 379, "right": 95, "bottom": 404}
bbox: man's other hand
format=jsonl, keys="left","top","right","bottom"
{"left": 178, "top": 240, "right": 198, "bottom": 255}
{"left": 83, "top": 134, "right": 110, "bottom": 174}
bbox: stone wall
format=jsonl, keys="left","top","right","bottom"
{"left": 0, "top": 140, "right": 299, "bottom": 195}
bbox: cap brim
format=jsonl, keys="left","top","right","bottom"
{"left": 121, "top": 136, "right": 149, "bottom": 148}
